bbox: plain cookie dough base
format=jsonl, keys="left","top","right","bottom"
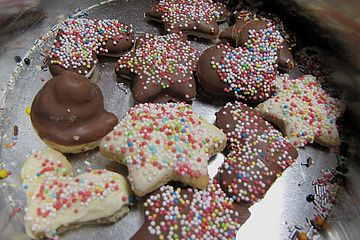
{"left": 40, "top": 137, "right": 101, "bottom": 154}
{"left": 27, "top": 206, "right": 130, "bottom": 239}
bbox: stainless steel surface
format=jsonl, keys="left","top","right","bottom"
{"left": 0, "top": 0, "right": 348, "bottom": 239}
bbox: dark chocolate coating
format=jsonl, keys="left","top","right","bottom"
{"left": 197, "top": 44, "right": 232, "bottom": 96}
{"left": 115, "top": 35, "right": 197, "bottom": 103}
{"left": 49, "top": 20, "right": 134, "bottom": 77}
{"left": 131, "top": 182, "right": 250, "bottom": 239}
{"left": 215, "top": 102, "right": 298, "bottom": 203}
{"left": 145, "top": 1, "right": 230, "bottom": 39}
{"left": 219, "top": 12, "right": 294, "bottom": 70}
{"left": 31, "top": 71, "right": 118, "bottom": 146}
{"left": 196, "top": 44, "right": 274, "bottom": 104}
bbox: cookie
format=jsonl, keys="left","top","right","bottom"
{"left": 30, "top": 71, "right": 118, "bottom": 153}
{"left": 21, "top": 148, "right": 130, "bottom": 239}
{"left": 100, "top": 103, "right": 227, "bottom": 196}
{"left": 49, "top": 18, "right": 134, "bottom": 78}
{"left": 219, "top": 10, "right": 294, "bottom": 70}
{"left": 131, "top": 179, "right": 250, "bottom": 240}
{"left": 216, "top": 102, "right": 298, "bottom": 203}
{"left": 197, "top": 23, "right": 284, "bottom": 104}
{"left": 115, "top": 34, "right": 198, "bottom": 103}
{"left": 145, "top": 0, "right": 230, "bottom": 40}
{"left": 256, "top": 74, "right": 344, "bottom": 148}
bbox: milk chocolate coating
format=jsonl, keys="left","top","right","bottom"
{"left": 131, "top": 183, "right": 250, "bottom": 239}
{"left": 219, "top": 12, "right": 294, "bottom": 70}
{"left": 49, "top": 20, "right": 134, "bottom": 77}
{"left": 196, "top": 44, "right": 273, "bottom": 104}
{"left": 197, "top": 44, "right": 232, "bottom": 96}
{"left": 31, "top": 71, "right": 118, "bottom": 146}
{"left": 215, "top": 102, "right": 298, "bottom": 203}
{"left": 115, "top": 34, "right": 197, "bottom": 103}
{"left": 145, "top": 1, "right": 230, "bottom": 40}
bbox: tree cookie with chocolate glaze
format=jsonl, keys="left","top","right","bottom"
{"left": 197, "top": 22, "right": 284, "bottom": 104}
{"left": 115, "top": 34, "right": 198, "bottom": 103}
{"left": 219, "top": 10, "right": 294, "bottom": 70}
{"left": 216, "top": 101, "right": 298, "bottom": 203}
{"left": 145, "top": 0, "right": 230, "bottom": 40}
{"left": 49, "top": 18, "right": 134, "bottom": 78}
{"left": 256, "top": 74, "right": 344, "bottom": 148}
{"left": 131, "top": 179, "right": 250, "bottom": 240}
{"left": 30, "top": 71, "right": 118, "bottom": 153}
{"left": 100, "top": 103, "right": 227, "bottom": 196}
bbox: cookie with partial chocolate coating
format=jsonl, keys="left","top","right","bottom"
{"left": 216, "top": 101, "right": 298, "bottom": 203}
{"left": 30, "top": 71, "right": 118, "bottom": 153}
{"left": 145, "top": 0, "right": 230, "bottom": 40}
{"left": 131, "top": 179, "right": 250, "bottom": 240}
{"left": 115, "top": 34, "right": 198, "bottom": 103}
{"left": 219, "top": 10, "right": 294, "bottom": 70}
{"left": 197, "top": 23, "right": 284, "bottom": 104}
{"left": 49, "top": 18, "right": 134, "bottom": 78}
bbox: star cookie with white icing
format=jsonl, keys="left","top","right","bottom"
{"left": 100, "top": 103, "right": 227, "bottom": 196}
{"left": 256, "top": 74, "right": 344, "bottom": 148}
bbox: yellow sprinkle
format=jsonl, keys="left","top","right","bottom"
{"left": 0, "top": 169, "right": 9, "bottom": 179}
{"left": 25, "top": 107, "right": 31, "bottom": 115}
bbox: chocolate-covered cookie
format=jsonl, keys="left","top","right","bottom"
{"left": 30, "top": 71, "right": 118, "bottom": 153}
{"left": 115, "top": 34, "right": 198, "bottom": 103}
{"left": 219, "top": 11, "right": 294, "bottom": 70}
{"left": 49, "top": 18, "right": 134, "bottom": 78}
{"left": 197, "top": 23, "right": 284, "bottom": 104}
{"left": 131, "top": 179, "right": 250, "bottom": 240}
{"left": 215, "top": 102, "right": 298, "bottom": 203}
{"left": 145, "top": 0, "right": 230, "bottom": 40}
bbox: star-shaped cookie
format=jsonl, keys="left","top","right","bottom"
{"left": 100, "top": 103, "right": 227, "bottom": 196}
{"left": 115, "top": 34, "right": 198, "bottom": 103}
{"left": 131, "top": 179, "right": 250, "bottom": 239}
{"left": 256, "top": 74, "right": 344, "bottom": 148}
{"left": 146, "top": 0, "right": 230, "bottom": 40}
{"left": 21, "top": 148, "right": 130, "bottom": 239}
{"left": 219, "top": 10, "right": 294, "bottom": 70}
{"left": 216, "top": 102, "right": 298, "bottom": 203}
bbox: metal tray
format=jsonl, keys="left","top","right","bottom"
{"left": 0, "top": 0, "right": 342, "bottom": 239}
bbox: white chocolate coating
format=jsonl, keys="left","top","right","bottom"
{"left": 21, "top": 148, "right": 130, "bottom": 239}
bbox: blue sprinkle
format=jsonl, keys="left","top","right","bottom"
{"left": 127, "top": 142, "right": 133, "bottom": 147}
{"left": 237, "top": 173, "right": 243, "bottom": 179}
{"left": 129, "top": 195, "right": 137, "bottom": 204}
{"left": 23, "top": 185, "right": 28, "bottom": 190}
{"left": 241, "top": 133, "right": 247, "bottom": 138}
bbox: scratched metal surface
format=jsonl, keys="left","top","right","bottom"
{"left": 0, "top": 0, "right": 344, "bottom": 240}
